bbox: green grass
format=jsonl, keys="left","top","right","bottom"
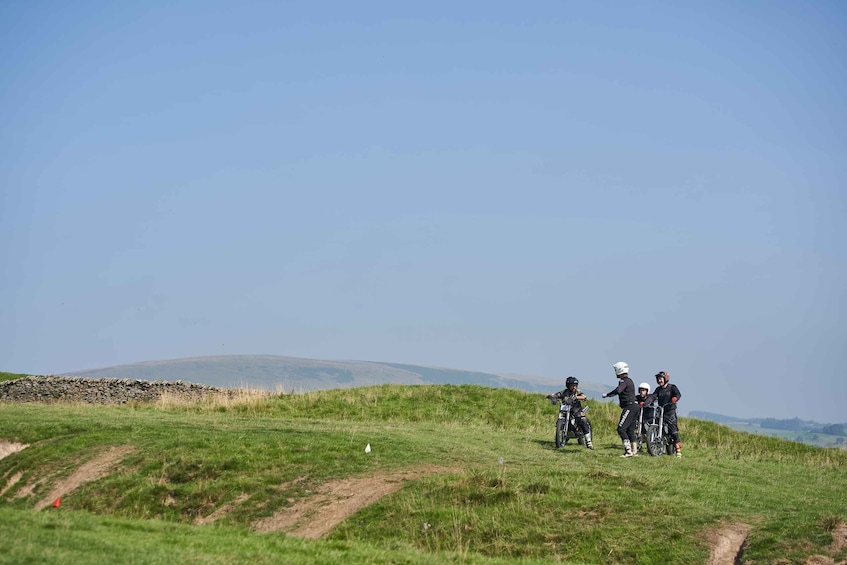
{"left": 0, "top": 505, "right": 534, "bottom": 565}
{"left": 2, "top": 384, "right": 846, "bottom": 564}
{"left": 0, "top": 371, "right": 29, "bottom": 383}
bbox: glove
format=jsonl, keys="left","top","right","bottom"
{"left": 672, "top": 397, "right": 678, "bottom": 403}
{"left": 601, "top": 393, "right": 607, "bottom": 398}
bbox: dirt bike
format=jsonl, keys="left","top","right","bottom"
{"left": 549, "top": 397, "right": 592, "bottom": 449}
{"left": 637, "top": 404, "right": 676, "bottom": 456}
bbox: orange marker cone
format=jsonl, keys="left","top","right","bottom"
{"left": 52, "top": 497, "right": 61, "bottom": 508}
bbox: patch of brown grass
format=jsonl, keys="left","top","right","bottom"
{"left": 155, "top": 387, "right": 276, "bottom": 409}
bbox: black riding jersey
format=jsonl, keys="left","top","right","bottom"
{"left": 655, "top": 383, "right": 681, "bottom": 411}
{"left": 606, "top": 377, "right": 636, "bottom": 407}
{"left": 636, "top": 392, "right": 656, "bottom": 422}
{"left": 636, "top": 392, "right": 657, "bottom": 405}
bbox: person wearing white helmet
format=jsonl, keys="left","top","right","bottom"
{"left": 635, "top": 382, "right": 656, "bottom": 453}
{"left": 654, "top": 371, "right": 683, "bottom": 458}
{"left": 636, "top": 382, "right": 653, "bottom": 405}
{"left": 602, "top": 362, "right": 639, "bottom": 457}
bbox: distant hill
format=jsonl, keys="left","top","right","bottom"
{"left": 62, "top": 355, "right": 609, "bottom": 399}
{"left": 690, "top": 410, "right": 846, "bottom": 449}
{"left": 689, "top": 411, "right": 748, "bottom": 424}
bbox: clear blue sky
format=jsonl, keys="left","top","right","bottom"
{"left": 2, "top": 2, "right": 845, "bottom": 422}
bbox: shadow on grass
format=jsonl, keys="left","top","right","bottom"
{"left": 532, "top": 439, "right": 593, "bottom": 453}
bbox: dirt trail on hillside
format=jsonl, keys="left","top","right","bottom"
{"left": 689, "top": 519, "right": 847, "bottom": 564}
{"left": 195, "top": 493, "right": 251, "bottom": 525}
{"left": 707, "top": 523, "right": 750, "bottom": 565}
{"left": 832, "top": 523, "right": 847, "bottom": 553}
{"left": 33, "top": 445, "right": 134, "bottom": 510}
{"left": 253, "top": 465, "right": 458, "bottom": 538}
{"left": 0, "top": 440, "right": 30, "bottom": 498}
{"left": 0, "top": 439, "right": 29, "bottom": 496}
{"left": 0, "top": 440, "right": 29, "bottom": 460}
{"left": 803, "top": 523, "right": 847, "bottom": 565}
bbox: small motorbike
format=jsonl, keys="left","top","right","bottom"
{"left": 637, "top": 403, "right": 676, "bottom": 456}
{"left": 550, "top": 396, "right": 592, "bottom": 449}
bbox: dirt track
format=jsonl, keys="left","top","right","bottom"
{"left": 253, "top": 465, "right": 458, "bottom": 538}
{"left": 707, "top": 523, "right": 750, "bottom": 565}
{"left": 32, "top": 445, "right": 134, "bottom": 510}
{"left": 0, "top": 440, "right": 28, "bottom": 460}
{"left": 2, "top": 440, "right": 135, "bottom": 509}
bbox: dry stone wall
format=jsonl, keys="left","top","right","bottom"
{"left": 0, "top": 376, "right": 232, "bottom": 404}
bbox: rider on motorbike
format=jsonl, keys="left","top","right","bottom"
{"left": 546, "top": 376, "right": 594, "bottom": 449}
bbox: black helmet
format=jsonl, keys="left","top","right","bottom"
{"left": 566, "top": 376, "right": 579, "bottom": 387}
{"left": 655, "top": 371, "right": 669, "bottom": 382}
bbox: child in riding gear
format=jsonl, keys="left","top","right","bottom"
{"left": 654, "top": 371, "right": 683, "bottom": 457}
{"left": 636, "top": 382, "right": 655, "bottom": 418}
{"left": 635, "top": 382, "right": 656, "bottom": 453}
{"left": 602, "top": 362, "right": 639, "bottom": 457}
{"left": 546, "top": 376, "right": 594, "bottom": 449}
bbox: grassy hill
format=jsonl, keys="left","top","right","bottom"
{"left": 2, "top": 384, "right": 846, "bottom": 564}
{"left": 59, "top": 354, "right": 608, "bottom": 399}
{"left": 0, "top": 371, "right": 28, "bottom": 383}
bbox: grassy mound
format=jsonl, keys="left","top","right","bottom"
{"left": 1, "top": 384, "right": 845, "bottom": 564}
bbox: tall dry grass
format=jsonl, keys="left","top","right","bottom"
{"left": 154, "top": 387, "right": 280, "bottom": 410}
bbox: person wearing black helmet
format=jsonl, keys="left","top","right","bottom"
{"left": 546, "top": 376, "right": 594, "bottom": 449}
{"left": 602, "top": 361, "right": 638, "bottom": 457}
{"left": 654, "top": 371, "right": 683, "bottom": 458}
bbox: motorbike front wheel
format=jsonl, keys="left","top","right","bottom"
{"left": 646, "top": 424, "right": 664, "bottom": 457}
{"left": 555, "top": 420, "right": 566, "bottom": 448}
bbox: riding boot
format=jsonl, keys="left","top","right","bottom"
{"left": 675, "top": 442, "right": 682, "bottom": 458}
{"left": 585, "top": 432, "right": 594, "bottom": 450}
{"left": 620, "top": 439, "right": 634, "bottom": 457}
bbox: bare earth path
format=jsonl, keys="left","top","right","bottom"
{"left": 195, "top": 493, "right": 251, "bottom": 525}
{"left": 33, "top": 445, "right": 134, "bottom": 510}
{"left": 804, "top": 523, "right": 847, "bottom": 565}
{"left": 0, "top": 440, "right": 30, "bottom": 497}
{"left": 0, "top": 440, "right": 29, "bottom": 461}
{"left": 834, "top": 523, "right": 847, "bottom": 553}
{"left": 708, "top": 523, "right": 751, "bottom": 565}
{"left": 254, "top": 465, "right": 458, "bottom": 538}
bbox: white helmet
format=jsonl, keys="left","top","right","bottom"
{"left": 612, "top": 362, "right": 629, "bottom": 376}
{"left": 638, "top": 382, "right": 650, "bottom": 391}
